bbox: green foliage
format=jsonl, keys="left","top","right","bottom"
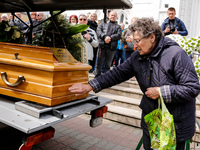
{"left": 0, "top": 21, "right": 24, "bottom": 43}
{"left": 68, "top": 24, "right": 89, "bottom": 36}
{"left": 32, "top": 14, "right": 88, "bottom": 61}
{"left": 167, "top": 34, "right": 200, "bottom": 78}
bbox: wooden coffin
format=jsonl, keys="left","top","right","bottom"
{"left": 0, "top": 42, "right": 91, "bottom": 106}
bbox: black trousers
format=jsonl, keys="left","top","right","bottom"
{"left": 94, "top": 47, "right": 116, "bottom": 77}
{"left": 90, "top": 47, "right": 98, "bottom": 71}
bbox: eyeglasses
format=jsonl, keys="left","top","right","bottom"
{"left": 132, "top": 36, "right": 146, "bottom": 44}
{"left": 79, "top": 18, "right": 86, "bottom": 21}
{"left": 132, "top": 37, "right": 145, "bottom": 44}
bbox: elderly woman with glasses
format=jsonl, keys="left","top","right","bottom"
{"left": 69, "top": 18, "right": 200, "bottom": 150}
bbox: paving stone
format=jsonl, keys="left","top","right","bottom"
{"left": 103, "top": 142, "right": 116, "bottom": 150}
{"left": 95, "top": 140, "right": 109, "bottom": 148}
{"left": 120, "top": 139, "right": 131, "bottom": 147}
{"left": 88, "top": 146, "right": 105, "bottom": 150}
{"left": 81, "top": 135, "right": 94, "bottom": 143}
{"left": 68, "top": 130, "right": 81, "bottom": 138}
{"left": 111, "top": 145, "right": 125, "bottom": 150}
{"left": 74, "top": 133, "right": 88, "bottom": 140}
{"left": 47, "top": 143, "right": 66, "bottom": 150}
{"left": 77, "top": 143, "right": 92, "bottom": 150}
{"left": 62, "top": 138, "right": 76, "bottom": 146}
{"left": 112, "top": 124, "right": 122, "bottom": 130}
{"left": 69, "top": 140, "right": 84, "bottom": 149}
{"left": 123, "top": 148, "right": 132, "bottom": 150}
{"left": 56, "top": 126, "right": 68, "bottom": 133}
{"left": 132, "top": 128, "right": 143, "bottom": 136}
{"left": 104, "top": 134, "right": 116, "bottom": 143}
{"left": 87, "top": 137, "right": 101, "bottom": 145}
{"left": 61, "top": 147, "right": 73, "bottom": 150}
{"left": 56, "top": 135, "right": 71, "bottom": 143}
{"left": 52, "top": 132, "right": 65, "bottom": 140}
{"left": 35, "top": 139, "right": 58, "bottom": 149}
{"left": 62, "top": 129, "right": 75, "bottom": 135}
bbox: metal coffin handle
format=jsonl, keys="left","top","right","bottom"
{"left": 1, "top": 72, "right": 25, "bottom": 87}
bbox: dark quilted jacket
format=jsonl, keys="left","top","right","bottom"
{"left": 92, "top": 37, "right": 200, "bottom": 141}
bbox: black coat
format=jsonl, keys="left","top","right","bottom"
{"left": 96, "top": 21, "right": 121, "bottom": 50}
{"left": 90, "top": 37, "right": 200, "bottom": 141}
{"left": 87, "top": 19, "right": 98, "bottom": 32}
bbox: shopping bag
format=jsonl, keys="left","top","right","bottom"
{"left": 144, "top": 88, "right": 176, "bottom": 150}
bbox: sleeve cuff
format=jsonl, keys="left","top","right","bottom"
{"left": 88, "top": 79, "right": 102, "bottom": 93}
{"left": 160, "top": 85, "right": 171, "bottom": 103}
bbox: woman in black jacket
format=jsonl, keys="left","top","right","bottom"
{"left": 87, "top": 13, "right": 98, "bottom": 32}
{"left": 69, "top": 18, "right": 200, "bottom": 150}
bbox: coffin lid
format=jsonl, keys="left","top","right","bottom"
{"left": 0, "top": 42, "right": 91, "bottom": 71}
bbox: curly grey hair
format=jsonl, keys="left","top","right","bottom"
{"left": 129, "top": 17, "right": 163, "bottom": 42}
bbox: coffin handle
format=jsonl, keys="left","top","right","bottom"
{"left": 1, "top": 72, "right": 25, "bottom": 87}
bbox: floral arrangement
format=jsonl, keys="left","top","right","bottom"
{"left": 0, "top": 20, "right": 24, "bottom": 43}
{"left": 166, "top": 34, "right": 200, "bottom": 78}
{"left": 32, "top": 13, "right": 88, "bottom": 62}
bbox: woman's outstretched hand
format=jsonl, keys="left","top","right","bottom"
{"left": 68, "top": 83, "right": 93, "bottom": 96}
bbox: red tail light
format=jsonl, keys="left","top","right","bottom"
{"left": 24, "top": 128, "right": 55, "bottom": 147}
{"left": 93, "top": 106, "right": 108, "bottom": 117}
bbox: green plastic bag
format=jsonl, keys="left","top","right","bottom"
{"left": 144, "top": 89, "right": 176, "bottom": 150}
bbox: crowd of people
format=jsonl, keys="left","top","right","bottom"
{"left": 68, "top": 10, "right": 138, "bottom": 75}
{"left": 70, "top": 7, "right": 188, "bottom": 77}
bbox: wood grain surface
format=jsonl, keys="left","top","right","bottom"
{"left": 0, "top": 42, "right": 91, "bottom": 106}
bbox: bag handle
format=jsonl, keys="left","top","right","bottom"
{"left": 158, "top": 88, "right": 169, "bottom": 114}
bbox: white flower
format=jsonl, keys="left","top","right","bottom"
{"left": 4, "top": 25, "right": 11, "bottom": 31}
{"left": 12, "top": 30, "right": 20, "bottom": 39}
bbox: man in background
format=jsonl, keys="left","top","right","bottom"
{"left": 10, "top": 12, "right": 24, "bottom": 30}
{"left": 95, "top": 11, "right": 121, "bottom": 77}
{"left": 32, "top": 12, "right": 44, "bottom": 36}
{"left": 161, "top": 7, "right": 188, "bottom": 36}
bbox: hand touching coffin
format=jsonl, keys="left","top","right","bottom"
{"left": 68, "top": 83, "right": 93, "bottom": 96}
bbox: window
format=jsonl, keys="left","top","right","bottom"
{"left": 120, "top": 14, "right": 124, "bottom": 23}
